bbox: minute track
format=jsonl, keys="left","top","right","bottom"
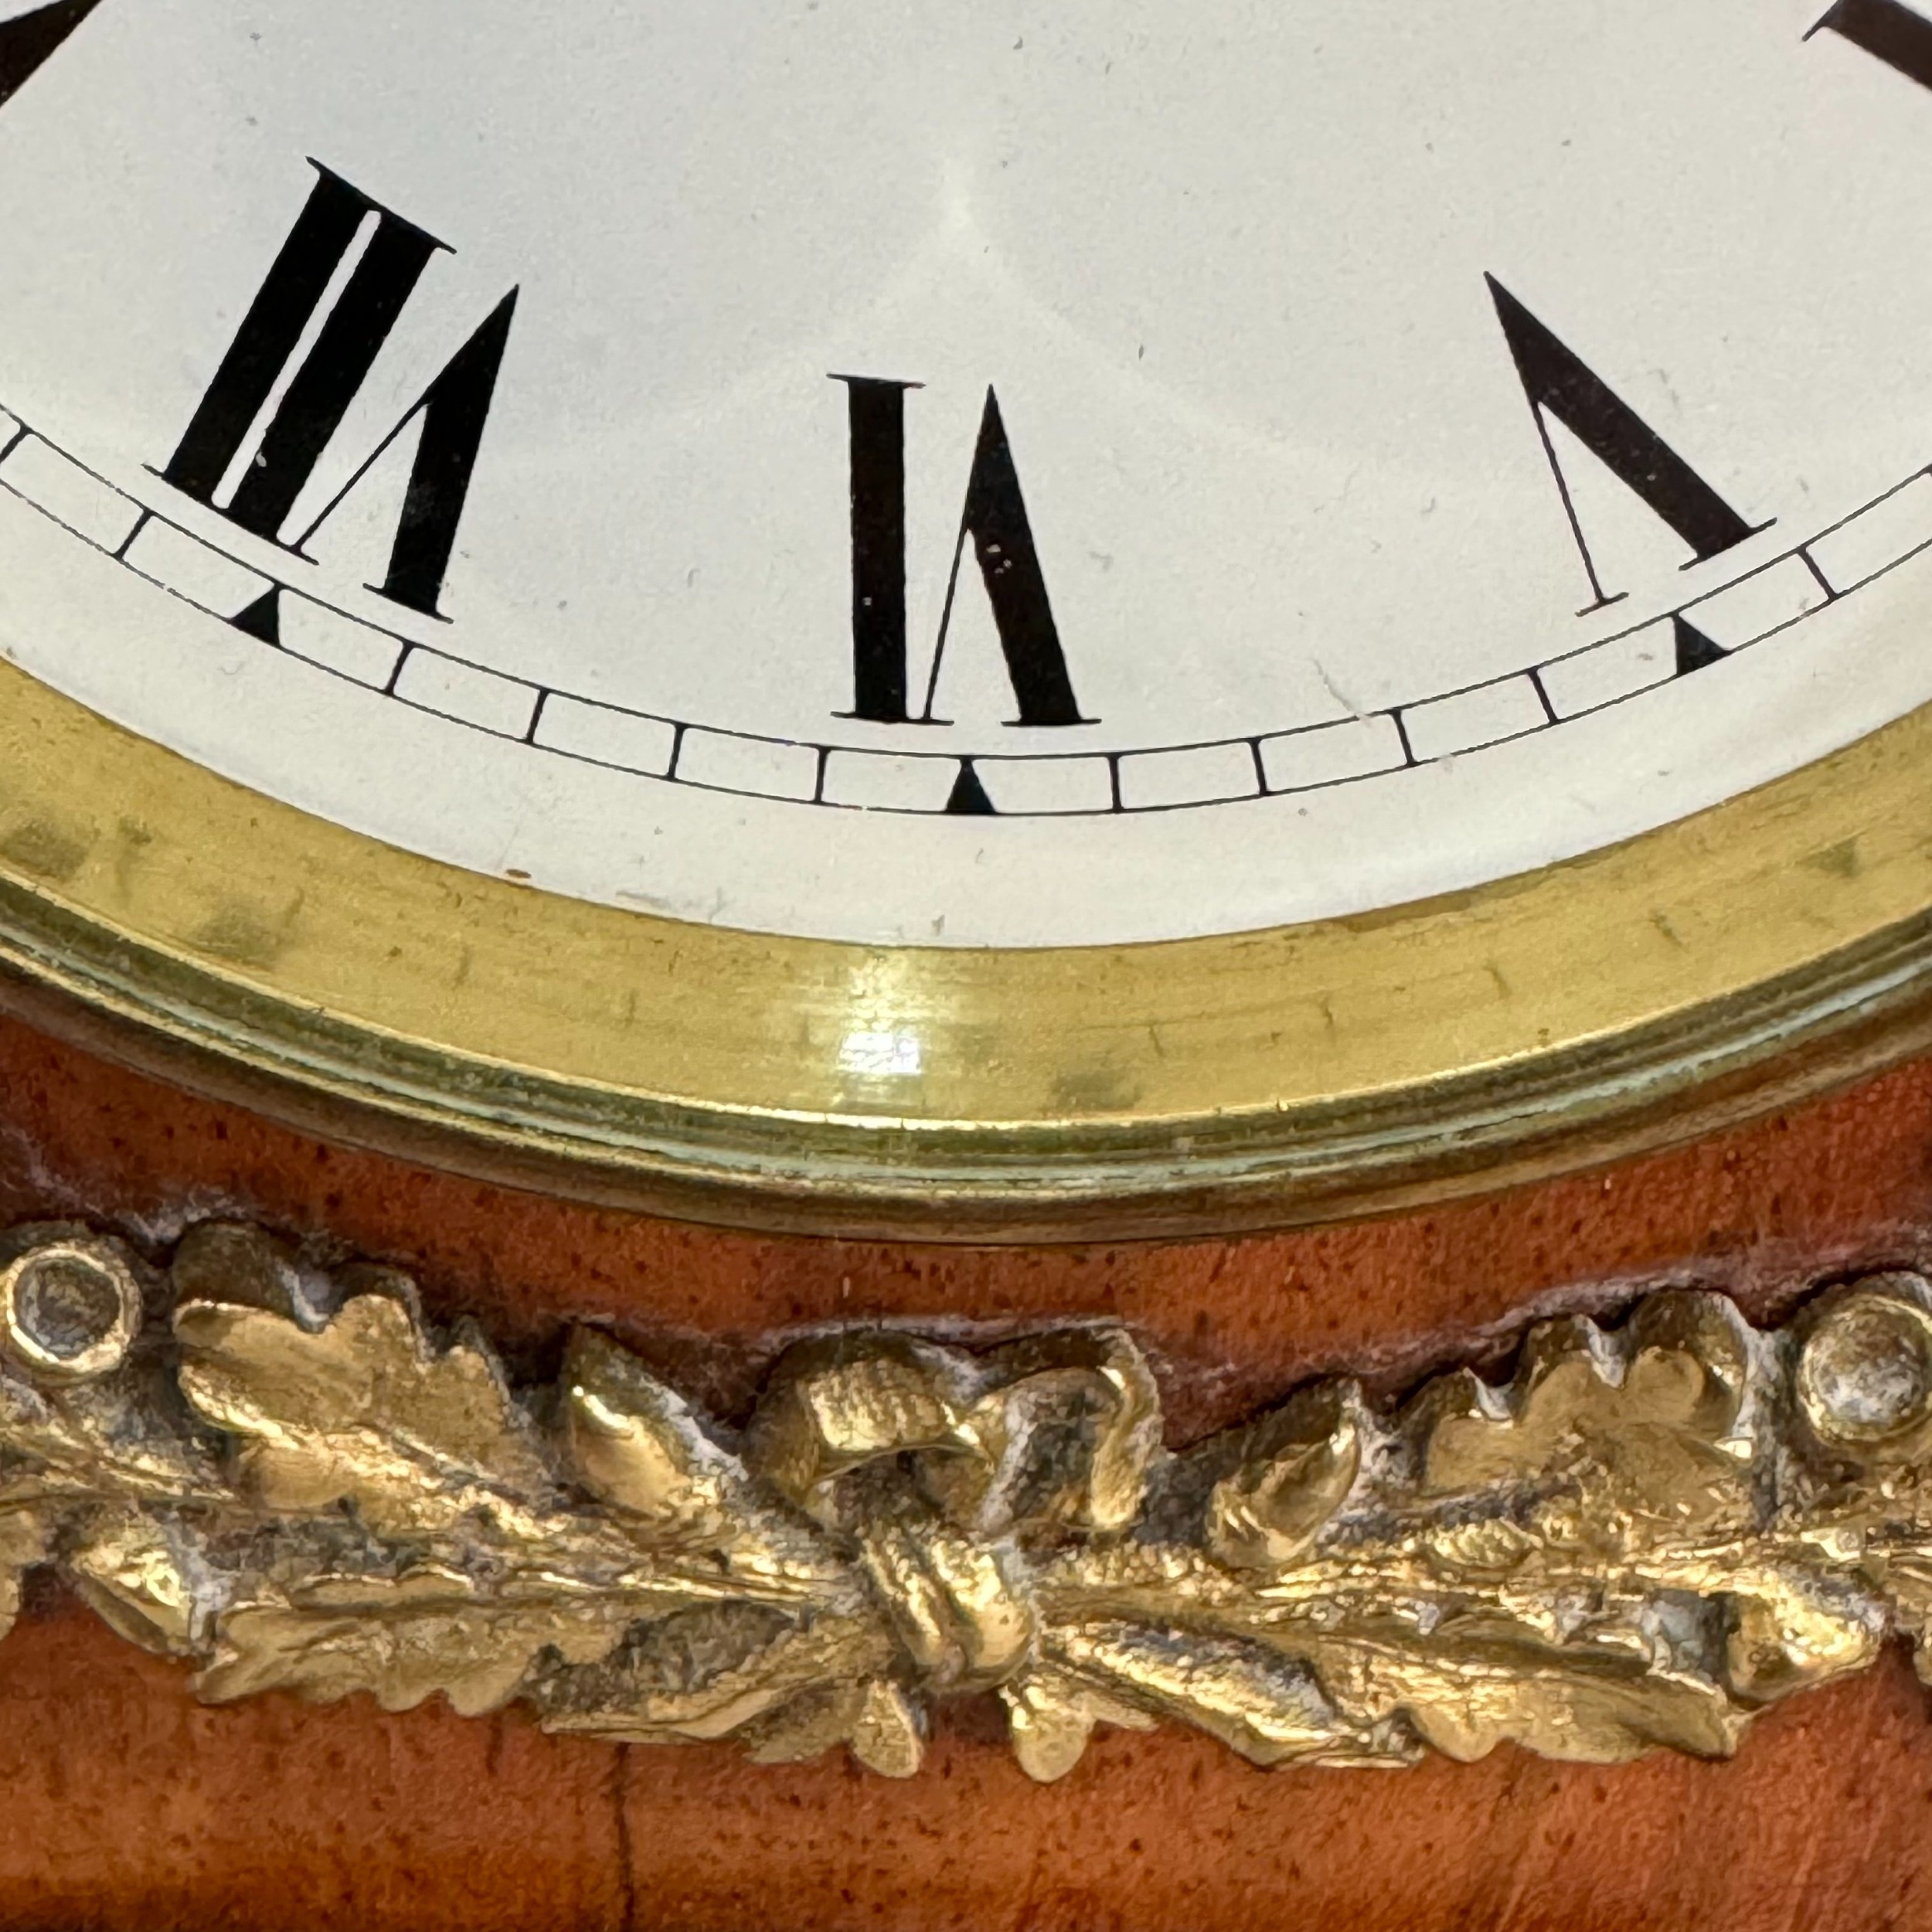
{"left": 0, "top": 396, "right": 1923, "bottom": 824}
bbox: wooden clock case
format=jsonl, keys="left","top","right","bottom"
{"left": 0, "top": 1006, "right": 1927, "bottom": 1932}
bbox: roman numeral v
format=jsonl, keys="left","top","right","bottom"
{"left": 0, "top": 0, "right": 102, "bottom": 112}
{"left": 1488, "top": 277, "right": 1767, "bottom": 611}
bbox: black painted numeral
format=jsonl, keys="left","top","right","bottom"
{"left": 1808, "top": 0, "right": 1932, "bottom": 92}
{"left": 836, "top": 375, "right": 917, "bottom": 724}
{"left": 163, "top": 164, "right": 518, "bottom": 619}
{"left": 0, "top": 0, "right": 100, "bottom": 111}
{"left": 1487, "top": 276, "right": 1764, "bottom": 610}
{"left": 835, "top": 376, "right": 1087, "bottom": 728}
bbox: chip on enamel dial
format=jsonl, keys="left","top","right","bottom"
{"left": 0, "top": 1, "right": 1927, "bottom": 1226}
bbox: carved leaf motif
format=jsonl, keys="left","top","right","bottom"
{"left": 1046, "top": 1621, "right": 1416, "bottom": 1768}
{"left": 0, "top": 1349, "right": 218, "bottom": 1512}
{"left": 564, "top": 1331, "right": 740, "bottom": 1532}
{"left": 1206, "top": 1383, "right": 1363, "bottom": 1570}
{"left": 199, "top": 1566, "right": 633, "bottom": 1717}
{"left": 1376, "top": 1648, "right": 1752, "bottom": 1764}
{"left": 65, "top": 1508, "right": 202, "bottom": 1657}
{"left": 1723, "top": 1568, "right": 1882, "bottom": 1702}
{"left": 18, "top": 1219, "right": 1932, "bottom": 1783}
{"left": 1001, "top": 1665, "right": 1158, "bottom": 1784}
{"left": 175, "top": 1289, "right": 553, "bottom": 1537}
{"left": 563, "top": 1330, "right": 849, "bottom": 1620}
{"left": 710, "top": 1672, "right": 926, "bottom": 1778}
{"left": 536, "top": 1604, "right": 896, "bottom": 1750}
{"left": 1417, "top": 1296, "right": 1757, "bottom": 1532}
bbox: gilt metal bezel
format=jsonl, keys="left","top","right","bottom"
{"left": 0, "top": 660, "right": 1927, "bottom": 1237}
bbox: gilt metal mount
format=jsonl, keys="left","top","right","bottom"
{"left": 3, "top": 1220, "right": 1930, "bottom": 1778}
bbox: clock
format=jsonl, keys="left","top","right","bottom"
{"left": 0, "top": 0, "right": 1928, "bottom": 1236}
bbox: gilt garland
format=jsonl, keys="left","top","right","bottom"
{"left": 2, "top": 1219, "right": 1931, "bottom": 1779}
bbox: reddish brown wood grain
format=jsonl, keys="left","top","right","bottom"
{"left": 2, "top": 1606, "right": 1927, "bottom": 1932}
{"left": 2, "top": 1010, "right": 1932, "bottom": 1927}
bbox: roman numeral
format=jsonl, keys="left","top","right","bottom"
{"left": 1487, "top": 276, "right": 1764, "bottom": 611}
{"left": 835, "top": 376, "right": 1088, "bottom": 728}
{"left": 838, "top": 375, "right": 917, "bottom": 724}
{"left": 162, "top": 164, "right": 518, "bottom": 619}
{"left": 1808, "top": 0, "right": 1932, "bottom": 92}
{"left": 0, "top": 0, "right": 102, "bottom": 111}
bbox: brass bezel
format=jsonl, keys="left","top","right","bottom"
{"left": 0, "top": 658, "right": 1927, "bottom": 1240}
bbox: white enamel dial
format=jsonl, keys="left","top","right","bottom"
{"left": 0, "top": 0, "right": 1925, "bottom": 945}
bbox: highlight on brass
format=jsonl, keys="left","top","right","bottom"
{"left": 5, "top": 1219, "right": 1932, "bottom": 1780}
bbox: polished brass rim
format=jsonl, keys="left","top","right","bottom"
{"left": 0, "top": 656, "right": 1926, "bottom": 1240}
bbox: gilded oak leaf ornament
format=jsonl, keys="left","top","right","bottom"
{"left": 175, "top": 1240, "right": 553, "bottom": 1538}
{"left": 3, "top": 1219, "right": 1932, "bottom": 1781}
{"left": 0, "top": 1226, "right": 224, "bottom": 1655}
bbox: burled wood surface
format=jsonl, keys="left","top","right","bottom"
{"left": 4, "top": 1011, "right": 1932, "bottom": 1929}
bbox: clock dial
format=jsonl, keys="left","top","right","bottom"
{"left": 0, "top": 0, "right": 1924, "bottom": 953}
